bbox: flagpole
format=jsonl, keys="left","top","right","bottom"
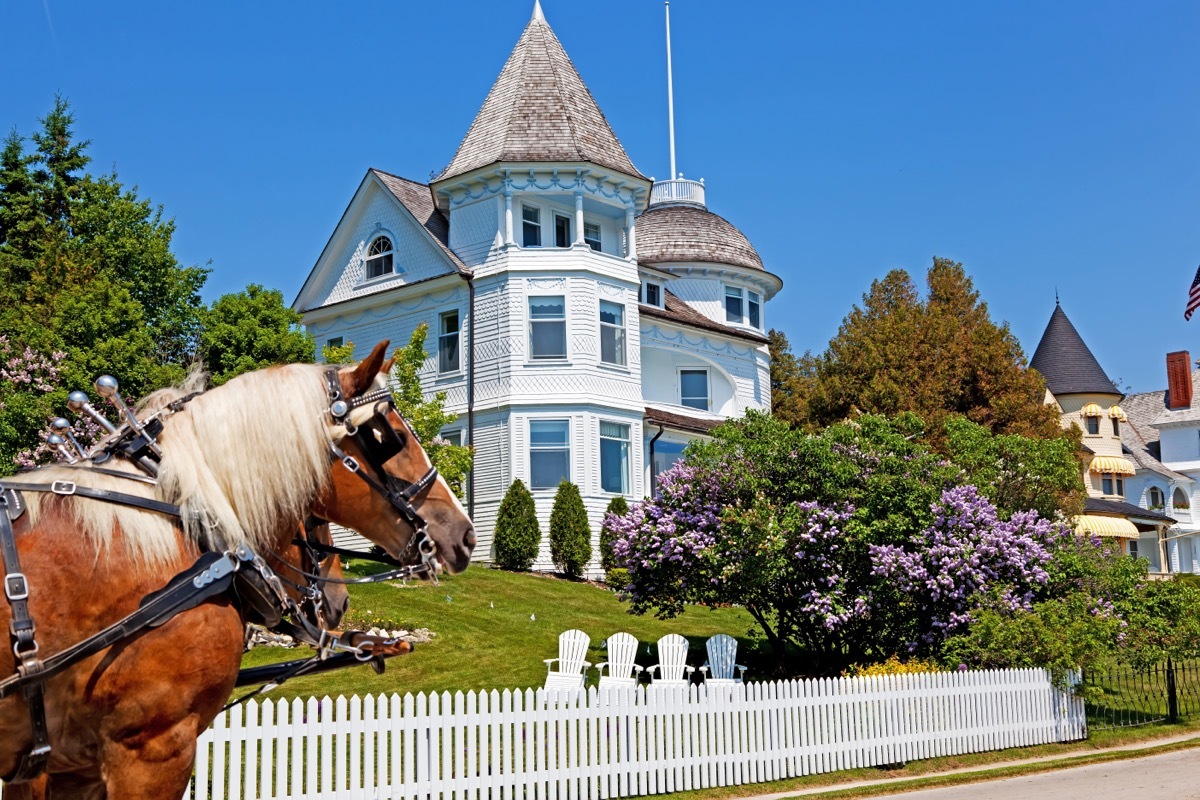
{"left": 665, "top": 0, "right": 676, "bottom": 180}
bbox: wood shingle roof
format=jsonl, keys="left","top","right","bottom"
{"left": 435, "top": 5, "right": 643, "bottom": 183}
{"left": 1029, "top": 304, "right": 1119, "bottom": 396}
{"left": 636, "top": 204, "right": 765, "bottom": 272}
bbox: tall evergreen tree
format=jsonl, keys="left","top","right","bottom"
{"left": 550, "top": 480, "right": 592, "bottom": 578}
{"left": 493, "top": 479, "right": 541, "bottom": 571}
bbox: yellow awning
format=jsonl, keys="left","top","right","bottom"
{"left": 1109, "top": 405, "right": 1128, "bottom": 421}
{"left": 1089, "top": 455, "right": 1137, "bottom": 476}
{"left": 1074, "top": 515, "right": 1139, "bottom": 538}
{"left": 1081, "top": 402, "right": 1103, "bottom": 417}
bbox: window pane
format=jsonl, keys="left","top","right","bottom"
{"left": 600, "top": 437, "right": 629, "bottom": 493}
{"left": 680, "top": 369, "right": 709, "bottom": 410}
{"left": 439, "top": 333, "right": 459, "bottom": 372}
{"left": 1086, "top": 418, "right": 1099, "bottom": 435}
{"left": 441, "top": 430, "right": 462, "bottom": 446}
{"left": 522, "top": 206, "right": 541, "bottom": 247}
{"left": 600, "top": 421, "right": 629, "bottom": 439}
{"left": 584, "top": 222, "right": 602, "bottom": 252}
{"left": 555, "top": 215, "right": 571, "bottom": 247}
{"left": 748, "top": 292, "right": 761, "bottom": 328}
{"left": 530, "top": 420, "right": 569, "bottom": 447}
{"left": 645, "top": 283, "right": 661, "bottom": 307}
{"left": 529, "top": 297, "right": 564, "bottom": 319}
{"left": 1103, "top": 477, "right": 1114, "bottom": 494}
{"left": 531, "top": 321, "right": 566, "bottom": 358}
{"left": 725, "top": 287, "right": 743, "bottom": 322}
{"left": 326, "top": 337, "right": 343, "bottom": 349}
{"left": 600, "top": 326, "right": 625, "bottom": 365}
{"left": 441, "top": 311, "right": 459, "bottom": 335}
{"left": 531, "top": 451, "right": 570, "bottom": 489}
{"left": 599, "top": 301, "right": 623, "bottom": 326}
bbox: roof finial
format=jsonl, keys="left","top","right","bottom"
{"left": 1055, "top": 287, "right": 1060, "bottom": 306}
{"left": 531, "top": 0, "right": 545, "bottom": 23}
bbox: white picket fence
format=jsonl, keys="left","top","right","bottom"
{"left": 187, "top": 669, "right": 1085, "bottom": 800}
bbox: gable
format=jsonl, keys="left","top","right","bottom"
{"left": 295, "top": 172, "right": 463, "bottom": 313}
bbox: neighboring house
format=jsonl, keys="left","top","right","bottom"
{"left": 1028, "top": 303, "right": 1174, "bottom": 563}
{"left": 1122, "top": 351, "right": 1200, "bottom": 574}
{"left": 293, "top": 3, "right": 782, "bottom": 575}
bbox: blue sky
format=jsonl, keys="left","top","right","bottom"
{"left": 3, "top": 1, "right": 1197, "bottom": 392}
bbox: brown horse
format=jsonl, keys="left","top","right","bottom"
{"left": 0, "top": 342, "right": 473, "bottom": 798}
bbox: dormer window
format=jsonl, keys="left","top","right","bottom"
{"left": 724, "top": 285, "right": 763, "bottom": 329}
{"left": 641, "top": 282, "right": 662, "bottom": 308}
{"left": 1148, "top": 487, "right": 1164, "bottom": 510}
{"left": 725, "top": 286, "right": 743, "bottom": 323}
{"left": 365, "top": 236, "right": 394, "bottom": 279}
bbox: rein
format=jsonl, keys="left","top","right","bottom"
{"left": 0, "top": 367, "right": 443, "bottom": 782}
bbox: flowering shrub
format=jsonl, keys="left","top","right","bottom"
{"left": 843, "top": 655, "right": 939, "bottom": 677}
{"left": 871, "top": 485, "right": 1060, "bottom": 649}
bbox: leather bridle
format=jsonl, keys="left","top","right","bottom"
{"left": 322, "top": 368, "right": 441, "bottom": 579}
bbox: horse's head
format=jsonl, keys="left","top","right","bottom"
{"left": 313, "top": 341, "right": 475, "bottom": 576}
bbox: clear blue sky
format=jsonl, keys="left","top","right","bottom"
{"left": 3, "top": 1, "right": 1197, "bottom": 393}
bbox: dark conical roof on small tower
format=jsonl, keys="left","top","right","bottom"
{"left": 435, "top": 1, "right": 644, "bottom": 183}
{"left": 1029, "top": 303, "right": 1120, "bottom": 396}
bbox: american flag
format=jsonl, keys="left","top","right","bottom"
{"left": 1187, "top": 265, "right": 1200, "bottom": 321}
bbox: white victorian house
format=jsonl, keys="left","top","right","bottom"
{"left": 294, "top": 3, "right": 782, "bottom": 574}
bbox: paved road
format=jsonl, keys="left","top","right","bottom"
{"left": 870, "top": 749, "right": 1200, "bottom": 799}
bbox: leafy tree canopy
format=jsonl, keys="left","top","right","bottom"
{"left": 200, "top": 284, "right": 314, "bottom": 385}
{"left": 771, "top": 259, "right": 1062, "bottom": 444}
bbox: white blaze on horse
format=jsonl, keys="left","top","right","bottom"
{"left": 0, "top": 342, "right": 473, "bottom": 799}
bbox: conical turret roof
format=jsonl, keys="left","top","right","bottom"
{"left": 1029, "top": 303, "right": 1120, "bottom": 396}
{"left": 434, "top": 3, "right": 644, "bottom": 183}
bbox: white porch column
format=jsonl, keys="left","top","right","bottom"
{"left": 503, "top": 191, "right": 514, "bottom": 247}
{"left": 573, "top": 190, "right": 585, "bottom": 245}
{"left": 625, "top": 207, "right": 637, "bottom": 261}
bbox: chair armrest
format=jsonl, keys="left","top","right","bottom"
{"left": 632, "top": 665, "right": 644, "bottom": 674}
{"left": 544, "top": 658, "right": 559, "bottom": 668}
{"left": 581, "top": 661, "right": 592, "bottom": 669}
{"left": 647, "top": 664, "right": 661, "bottom": 676}
{"left": 696, "top": 666, "right": 706, "bottom": 677}
{"left": 595, "top": 661, "right": 609, "bottom": 675}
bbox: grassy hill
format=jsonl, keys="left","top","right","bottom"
{"left": 239, "top": 564, "right": 757, "bottom": 701}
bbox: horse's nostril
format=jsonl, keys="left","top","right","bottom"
{"left": 463, "top": 527, "right": 477, "bottom": 550}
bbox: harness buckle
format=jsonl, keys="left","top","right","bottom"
{"left": 50, "top": 481, "right": 76, "bottom": 495}
{"left": 4, "top": 572, "right": 29, "bottom": 601}
{"left": 341, "top": 454, "right": 362, "bottom": 474}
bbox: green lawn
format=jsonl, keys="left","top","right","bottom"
{"left": 238, "top": 563, "right": 756, "bottom": 701}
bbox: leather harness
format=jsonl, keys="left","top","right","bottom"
{"left": 0, "top": 368, "right": 441, "bottom": 783}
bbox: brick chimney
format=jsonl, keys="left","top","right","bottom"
{"left": 1167, "top": 351, "right": 1193, "bottom": 409}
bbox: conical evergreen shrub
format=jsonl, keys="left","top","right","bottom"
{"left": 600, "top": 495, "right": 628, "bottom": 571}
{"left": 493, "top": 479, "right": 540, "bottom": 571}
{"left": 550, "top": 480, "right": 592, "bottom": 577}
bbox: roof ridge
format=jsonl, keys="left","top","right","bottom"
{"left": 542, "top": 22, "right": 583, "bottom": 162}
{"left": 499, "top": 21, "right": 534, "bottom": 163}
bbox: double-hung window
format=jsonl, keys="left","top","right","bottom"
{"left": 599, "top": 301, "right": 626, "bottom": 366}
{"left": 522, "top": 206, "right": 542, "bottom": 247}
{"left": 530, "top": 420, "right": 570, "bottom": 489}
{"left": 600, "top": 421, "right": 630, "bottom": 494}
{"left": 365, "top": 236, "right": 394, "bottom": 279}
{"left": 1086, "top": 417, "right": 1100, "bottom": 435}
{"left": 680, "top": 369, "right": 710, "bottom": 411}
{"left": 438, "top": 310, "right": 460, "bottom": 373}
{"left": 725, "top": 286, "right": 743, "bottom": 323}
{"left": 529, "top": 296, "right": 566, "bottom": 359}
{"left": 584, "top": 222, "right": 602, "bottom": 252}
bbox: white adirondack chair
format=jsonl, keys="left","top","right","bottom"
{"left": 646, "top": 633, "right": 694, "bottom": 685}
{"left": 595, "top": 632, "right": 643, "bottom": 689}
{"left": 700, "top": 633, "right": 747, "bottom": 684}
{"left": 543, "top": 629, "right": 591, "bottom": 690}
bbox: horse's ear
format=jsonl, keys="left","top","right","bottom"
{"left": 343, "top": 340, "right": 390, "bottom": 397}
{"left": 381, "top": 354, "right": 396, "bottom": 375}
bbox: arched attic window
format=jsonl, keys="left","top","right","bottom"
{"left": 1147, "top": 486, "right": 1164, "bottom": 511}
{"left": 365, "top": 236, "right": 395, "bottom": 279}
{"left": 1173, "top": 488, "right": 1190, "bottom": 512}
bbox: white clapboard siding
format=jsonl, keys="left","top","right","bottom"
{"left": 181, "top": 669, "right": 1085, "bottom": 799}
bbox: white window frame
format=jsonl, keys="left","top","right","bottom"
{"left": 529, "top": 418, "right": 571, "bottom": 490}
{"left": 584, "top": 221, "right": 602, "bottom": 252}
{"left": 528, "top": 295, "right": 567, "bottom": 361}
{"left": 364, "top": 235, "right": 396, "bottom": 280}
{"left": 599, "top": 300, "right": 626, "bottom": 367}
{"left": 438, "top": 309, "right": 461, "bottom": 374}
{"left": 679, "top": 367, "right": 710, "bottom": 411}
{"left": 599, "top": 420, "right": 631, "bottom": 495}
{"left": 1148, "top": 486, "right": 1165, "bottom": 510}
{"left": 641, "top": 281, "right": 663, "bottom": 308}
{"left": 326, "top": 336, "right": 343, "bottom": 350}
{"left": 521, "top": 204, "right": 542, "bottom": 248}
{"left": 748, "top": 290, "right": 762, "bottom": 329}
{"left": 1129, "top": 539, "right": 1139, "bottom": 559}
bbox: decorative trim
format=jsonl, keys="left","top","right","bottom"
{"left": 641, "top": 323, "right": 759, "bottom": 358}
{"left": 441, "top": 167, "right": 647, "bottom": 211}
{"left": 307, "top": 286, "right": 466, "bottom": 333}
{"left": 527, "top": 277, "right": 566, "bottom": 290}
{"left": 597, "top": 282, "right": 624, "bottom": 298}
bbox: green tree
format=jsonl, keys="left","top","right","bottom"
{"left": 199, "top": 284, "right": 314, "bottom": 385}
{"left": 767, "top": 329, "right": 818, "bottom": 429}
{"left": 493, "top": 479, "right": 541, "bottom": 571}
{"left": 795, "top": 259, "right": 1062, "bottom": 443}
{"left": 549, "top": 480, "right": 592, "bottom": 578}
{"left": 942, "top": 416, "right": 1085, "bottom": 519}
{"left": 599, "top": 495, "right": 628, "bottom": 572}
{"left": 385, "top": 325, "right": 473, "bottom": 497}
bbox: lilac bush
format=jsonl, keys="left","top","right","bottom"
{"left": 871, "top": 485, "right": 1062, "bottom": 648}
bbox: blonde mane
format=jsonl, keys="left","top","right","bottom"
{"left": 24, "top": 363, "right": 375, "bottom": 568}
